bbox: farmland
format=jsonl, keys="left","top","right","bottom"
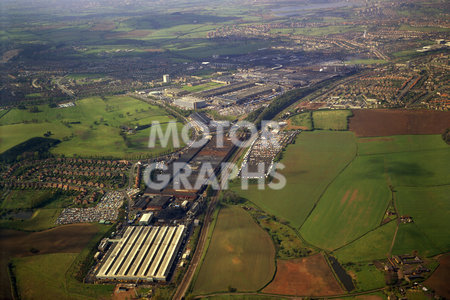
{"left": 289, "top": 112, "right": 313, "bottom": 130}
{"left": 394, "top": 185, "right": 450, "bottom": 255}
{"left": 312, "top": 110, "right": 352, "bottom": 130}
{"left": 12, "top": 253, "right": 113, "bottom": 300}
{"left": 424, "top": 254, "right": 450, "bottom": 299}
{"left": 349, "top": 109, "right": 450, "bottom": 137}
{"left": 233, "top": 131, "right": 357, "bottom": 228}
{"left": 288, "top": 109, "right": 351, "bottom": 131}
{"left": 300, "top": 154, "right": 391, "bottom": 251}
{"left": 263, "top": 253, "right": 344, "bottom": 296}
{"left": 0, "top": 95, "right": 183, "bottom": 158}
{"left": 192, "top": 206, "right": 275, "bottom": 295}
{"left": 0, "top": 223, "right": 109, "bottom": 300}
{"left": 301, "top": 133, "right": 450, "bottom": 251}
{"left": 0, "top": 208, "right": 61, "bottom": 232}
{"left": 333, "top": 221, "right": 397, "bottom": 263}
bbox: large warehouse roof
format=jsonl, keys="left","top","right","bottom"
{"left": 96, "top": 225, "right": 185, "bottom": 282}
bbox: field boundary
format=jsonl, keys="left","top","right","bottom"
{"left": 297, "top": 134, "right": 358, "bottom": 231}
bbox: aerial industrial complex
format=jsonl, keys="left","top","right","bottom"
{"left": 96, "top": 225, "right": 186, "bottom": 282}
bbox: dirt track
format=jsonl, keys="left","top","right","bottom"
{"left": 349, "top": 109, "right": 450, "bottom": 137}
{"left": 263, "top": 253, "right": 344, "bottom": 296}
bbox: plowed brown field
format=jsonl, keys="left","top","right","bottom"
{"left": 349, "top": 109, "right": 450, "bottom": 137}
{"left": 424, "top": 254, "right": 450, "bottom": 298}
{"left": 263, "top": 253, "right": 344, "bottom": 296}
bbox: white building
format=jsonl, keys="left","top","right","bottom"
{"left": 139, "top": 212, "right": 153, "bottom": 225}
{"left": 163, "top": 74, "right": 170, "bottom": 83}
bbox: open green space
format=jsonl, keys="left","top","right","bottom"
{"left": 344, "top": 262, "right": 386, "bottom": 292}
{"left": 357, "top": 135, "right": 449, "bottom": 155}
{"left": 0, "top": 208, "right": 61, "bottom": 231}
{"left": 333, "top": 221, "right": 397, "bottom": 263}
{"left": 192, "top": 206, "right": 275, "bottom": 295}
{"left": 0, "top": 95, "right": 183, "bottom": 158}
{"left": 300, "top": 154, "right": 391, "bottom": 251}
{"left": 393, "top": 185, "right": 450, "bottom": 256}
{"left": 312, "top": 109, "right": 352, "bottom": 130}
{"left": 385, "top": 148, "right": 450, "bottom": 187}
{"left": 182, "top": 81, "right": 225, "bottom": 93}
{"left": 232, "top": 131, "right": 357, "bottom": 228}
{"left": 289, "top": 112, "right": 313, "bottom": 129}
{"left": 11, "top": 225, "right": 114, "bottom": 299}
{"left": 301, "top": 134, "right": 449, "bottom": 251}
{"left": 13, "top": 253, "right": 104, "bottom": 300}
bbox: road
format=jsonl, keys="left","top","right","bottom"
{"left": 172, "top": 138, "right": 252, "bottom": 300}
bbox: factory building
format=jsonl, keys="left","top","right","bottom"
{"left": 96, "top": 225, "right": 186, "bottom": 282}
{"left": 173, "top": 96, "right": 206, "bottom": 110}
{"left": 138, "top": 212, "right": 153, "bottom": 225}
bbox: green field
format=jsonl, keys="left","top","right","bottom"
{"left": 393, "top": 185, "right": 450, "bottom": 256}
{"left": 344, "top": 262, "right": 386, "bottom": 292}
{"left": 300, "top": 154, "right": 391, "bottom": 251}
{"left": 182, "top": 82, "right": 225, "bottom": 92}
{"left": 13, "top": 253, "right": 110, "bottom": 300}
{"left": 333, "top": 221, "right": 397, "bottom": 263}
{"left": 0, "top": 95, "right": 183, "bottom": 158}
{"left": 357, "top": 135, "right": 448, "bottom": 155}
{"left": 233, "top": 131, "right": 357, "bottom": 228}
{"left": 312, "top": 109, "right": 352, "bottom": 130}
{"left": 192, "top": 206, "right": 275, "bottom": 295}
{"left": 301, "top": 134, "right": 449, "bottom": 252}
{"left": 289, "top": 112, "right": 313, "bottom": 129}
{"left": 0, "top": 208, "right": 61, "bottom": 231}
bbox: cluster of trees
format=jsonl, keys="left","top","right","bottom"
{"left": 219, "top": 190, "right": 246, "bottom": 205}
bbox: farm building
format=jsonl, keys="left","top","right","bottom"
{"left": 96, "top": 225, "right": 186, "bottom": 282}
{"left": 139, "top": 212, "right": 153, "bottom": 225}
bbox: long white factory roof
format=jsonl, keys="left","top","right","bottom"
{"left": 96, "top": 225, "right": 185, "bottom": 281}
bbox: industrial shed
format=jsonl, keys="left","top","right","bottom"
{"left": 96, "top": 225, "right": 186, "bottom": 282}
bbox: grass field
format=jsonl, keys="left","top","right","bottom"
{"left": 232, "top": 131, "right": 357, "bottom": 228}
{"left": 0, "top": 208, "right": 61, "bottom": 231}
{"left": 344, "top": 263, "right": 386, "bottom": 292}
{"left": 357, "top": 135, "right": 448, "bottom": 155}
{"left": 312, "top": 110, "right": 352, "bottom": 130}
{"left": 289, "top": 112, "right": 313, "bottom": 130}
{"left": 333, "top": 221, "right": 397, "bottom": 263}
{"left": 300, "top": 134, "right": 449, "bottom": 251}
{"left": 0, "top": 223, "right": 110, "bottom": 299}
{"left": 182, "top": 82, "right": 225, "bottom": 92}
{"left": 393, "top": 186, "right": 450, "bottom": 256}
{"left": 12, "top": 253, "right": 112, "bottom": 300}
{"left": 0, "top": 95, "right": 183, "bottom": 158}
{"left": 301, "top": 134, "right": 449, "bottom": 252}
{"left": 300, "top": 154, "right": 391, "bottom": 251}
{"left": 192, "top": 206, "right": 275, "bottom": 295}
{"left": 1, "top": 190, "right": 52, "bottom": 209}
